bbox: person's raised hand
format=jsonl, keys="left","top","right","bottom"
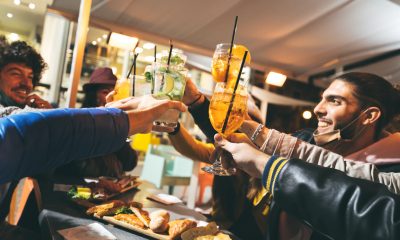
{"left": 182, "top": 78, "right": 204, "bottom": 107}
{"left": 213, "top": 133, "right": 270, "bottom": 178}
{"left": 106, "top": 95, "right": 187, "bottom": 135}
{"left": 26, "top": 94, "right": 52, "bottom": 109}
{"left": 105, "top": 90, "right": 116, "bottom": 104}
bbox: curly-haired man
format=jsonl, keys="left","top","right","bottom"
{"left": 0, "top": 35, "right": 51, "bottom": 111}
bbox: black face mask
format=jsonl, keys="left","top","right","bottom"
{"left": 313, "top": 109, "right": 368, "bottom": 146}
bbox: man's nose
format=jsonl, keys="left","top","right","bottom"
{"left": 21, "top": 75, "right": 33, "bottom": 90}
{"left": 313, "top": 101, "right": 326, "bottom": 116}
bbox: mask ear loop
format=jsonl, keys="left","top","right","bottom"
{"left": 339, "top": 109, "right": 369, "bottom": 133}
{"left": 329, "top": 109, "right": 371, "bottom": 151}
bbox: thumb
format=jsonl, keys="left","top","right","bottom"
{"left": 166, "top": 100, "right": 187, "bottom": 112}
{"left": 148, "top": 100, "right": 186, "bottom": 120}
{"left": 214, "top": 133, "right": 235, "bottom": 152}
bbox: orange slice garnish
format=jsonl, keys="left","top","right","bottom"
{"left": 231, "top": 44, "right": 251, "bottom": 64}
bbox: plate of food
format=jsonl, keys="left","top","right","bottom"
{"left": 85, "top": 200, "right": 235, "bottom": 240}
{"left": 67, "top": 176, "right": 140, "bottom": 205}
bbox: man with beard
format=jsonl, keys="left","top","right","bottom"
{"left": 0, "top": 36, "right": 51, "bottom": 113}
{"left": 214, "top": 72, "right": 400, "bottom": 239}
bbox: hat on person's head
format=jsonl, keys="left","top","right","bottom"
{"left": 83, "top": 67, "right": 117, "bottom": 91}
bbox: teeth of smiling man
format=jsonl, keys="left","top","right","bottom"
{"left": 318, "top": 121, "right": 329, "bottom": 127}
{"left": 16, "top": 89, "right": 27, "bottom": 95}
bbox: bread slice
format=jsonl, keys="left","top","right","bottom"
{"left": 181, "top": 222, "right": 218, "bottom": 240}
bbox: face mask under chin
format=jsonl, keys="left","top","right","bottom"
{"left": 313, "top": 110, "right": 368, "bottom": 147}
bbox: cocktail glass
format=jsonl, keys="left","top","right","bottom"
{"left": 202, "top": 81, "right": 248, "bottom": 176}
{"left": 151, "top": 62, "right": 188, "bottom": 128}
{"left": 113, "top": 75, "right": 151, "bottom": 100}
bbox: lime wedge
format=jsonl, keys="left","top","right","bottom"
{"left": 163, "top": 74, "right": 175, "bottom": 94}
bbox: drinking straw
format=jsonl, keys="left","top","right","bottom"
{"left": 126, "top": 41, "right": 140, "bottom": 78}
{"left": 167, "top": 40, "right": 173, "bottom": 67}
{"left": 160, "top": 41, "right": 173, "bottom": 90}
{"left": 221, "top": 51, "right": 248, "bottom": 134}
{"left": 223, "top": 16, "right": 239, "bottom": 83}
{"left": 154, "top": 45, "right": 157, "bottom": 62}
{"left": 151, "top": 45, "right": 157, "bottom": 94}
{"left": 131, "top": 53, "right": 138, "bottom": 96}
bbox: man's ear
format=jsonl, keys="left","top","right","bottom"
{"left": 362, "top": 107, "right": 381, "bottom": 125}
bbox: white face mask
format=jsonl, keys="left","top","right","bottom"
{"left": 313, "top": 109, "right": 368, "bottom": 146}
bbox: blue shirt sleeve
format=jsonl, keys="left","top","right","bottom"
{"left": 0, "top": 107, "right": 129, "bottom": 184}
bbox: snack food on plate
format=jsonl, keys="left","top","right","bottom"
{"left": 193, "top": 232, "right": 232, "bottom": 240}
{"left": 168, "top": 219, "right": 197, "bottom": 239}
{"left": 149, "top": 210, "right": 170, "bottom": 233}
{"left": 68, "top": 176, "right": 140, "bottom": 201}
{"left": 130, "top": 206, "right": 151, "bottom": 227}
{"left": 181, "top": 222, "right": 218, "bottom": 240}
{"left": 86, "top": 200, "right": 125, "bottom": 217}
{"left": 114, "top": 213, "right": 146, "bottom": 229}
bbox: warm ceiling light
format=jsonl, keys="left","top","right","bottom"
{"left": 265, "top": 71, "right": 287, "bottom": 87}
{"left": 7, "top": 13, "right": 13, "bottom": 18}
{"left": 134, "top": 47, "right": 143, "bottom": 54}
{"left": 108, "top": 32, "right": 138, "bottom": 50}
{"left": 302, "top": 110, "right": 312, "bottom": 120}
{"left": 92, "top": 41, "right": 97, "bottom": 45}
{"left": 14, "top": 0, "right": 21, "bottom": 5}
{"left": 28, "top": 3, "right": 35, "bottom": 9}
{"left": 102, "top": 34, "right": 108, "bottom": 39}
{"left": 9, "top": 33, "right": 19, "bottom": 41}
{"left": 97, "top": 37, "right": 101, "bottom": 42}
{"left": 143, "top": 42, "right": 155, "bottom": 49}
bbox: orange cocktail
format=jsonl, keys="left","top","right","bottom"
{"left": 209, "top": 82, "right": 248, "bottom": 136}
{"left": 211, "top": 44, "right": 251, "bottom": 89}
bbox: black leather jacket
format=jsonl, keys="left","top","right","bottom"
{"left": 273, "top": 159, "right": 400, "bottom": 240}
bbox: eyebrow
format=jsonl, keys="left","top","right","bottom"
{"left": 324, "top": 94, "right": 347, "bottom": 102}
{"left": 6, "top": 67, "right": 33, "bottom": 76}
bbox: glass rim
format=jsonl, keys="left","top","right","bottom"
{"left": 216, "top": 43, "right": 233, "bottom": 48}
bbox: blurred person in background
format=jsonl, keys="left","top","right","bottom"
{"left": 57, "top": 67, "right": 137, "bottom": 177}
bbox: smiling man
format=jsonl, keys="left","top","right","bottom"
{"left": 0, "top": 36, "right": 51, "bottom": 113}
{"left": 220, "top": 72, "right": 400, "bottom": 240}
{"left": 312, "top": 73, "right": 399, "bottom": 159}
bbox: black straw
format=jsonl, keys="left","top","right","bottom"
{"left": 167, "top": 40, "right": 173, "bottom": 66}
{"left": 223, "top": 16, "right": 238, "bottom": 83}
{"left": 126, "top": 41, "right": 140, "bottom": 78}
{"left": 221, "top": 51, "right": 248, "bottom": 134}
{"left": 132, "top": 53, "right": 138, "bottom": 96}
{"left": 154, "top": 45, "right": 157, "bottom": 63}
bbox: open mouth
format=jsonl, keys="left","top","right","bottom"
{"left": 317, "top": 119, "right": 333, "bottom": 130}
{"left": 13, "top": 89, "right": 28, "bottom": 99}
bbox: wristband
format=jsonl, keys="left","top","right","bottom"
{"left": 168, "top": 122, "right": 181, "bottom": 136}
{"left": 188, "top": 94, "right": 203, "bottom": 108}
{"left": 250, "top": 124, "right": 264, "bottom": 144}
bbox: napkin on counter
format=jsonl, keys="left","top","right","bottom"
{"left": 58, "top": 222, "right": 116, "bottom": 240}
{"left": 147, "top": 193, "right": 183, "bottom": 205}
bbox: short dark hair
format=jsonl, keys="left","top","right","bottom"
{"left": 336, "top": 72, "right": 400, "bottom": 135}
{"left": 0, "top": 35, "right": 47, "bottom": 85}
